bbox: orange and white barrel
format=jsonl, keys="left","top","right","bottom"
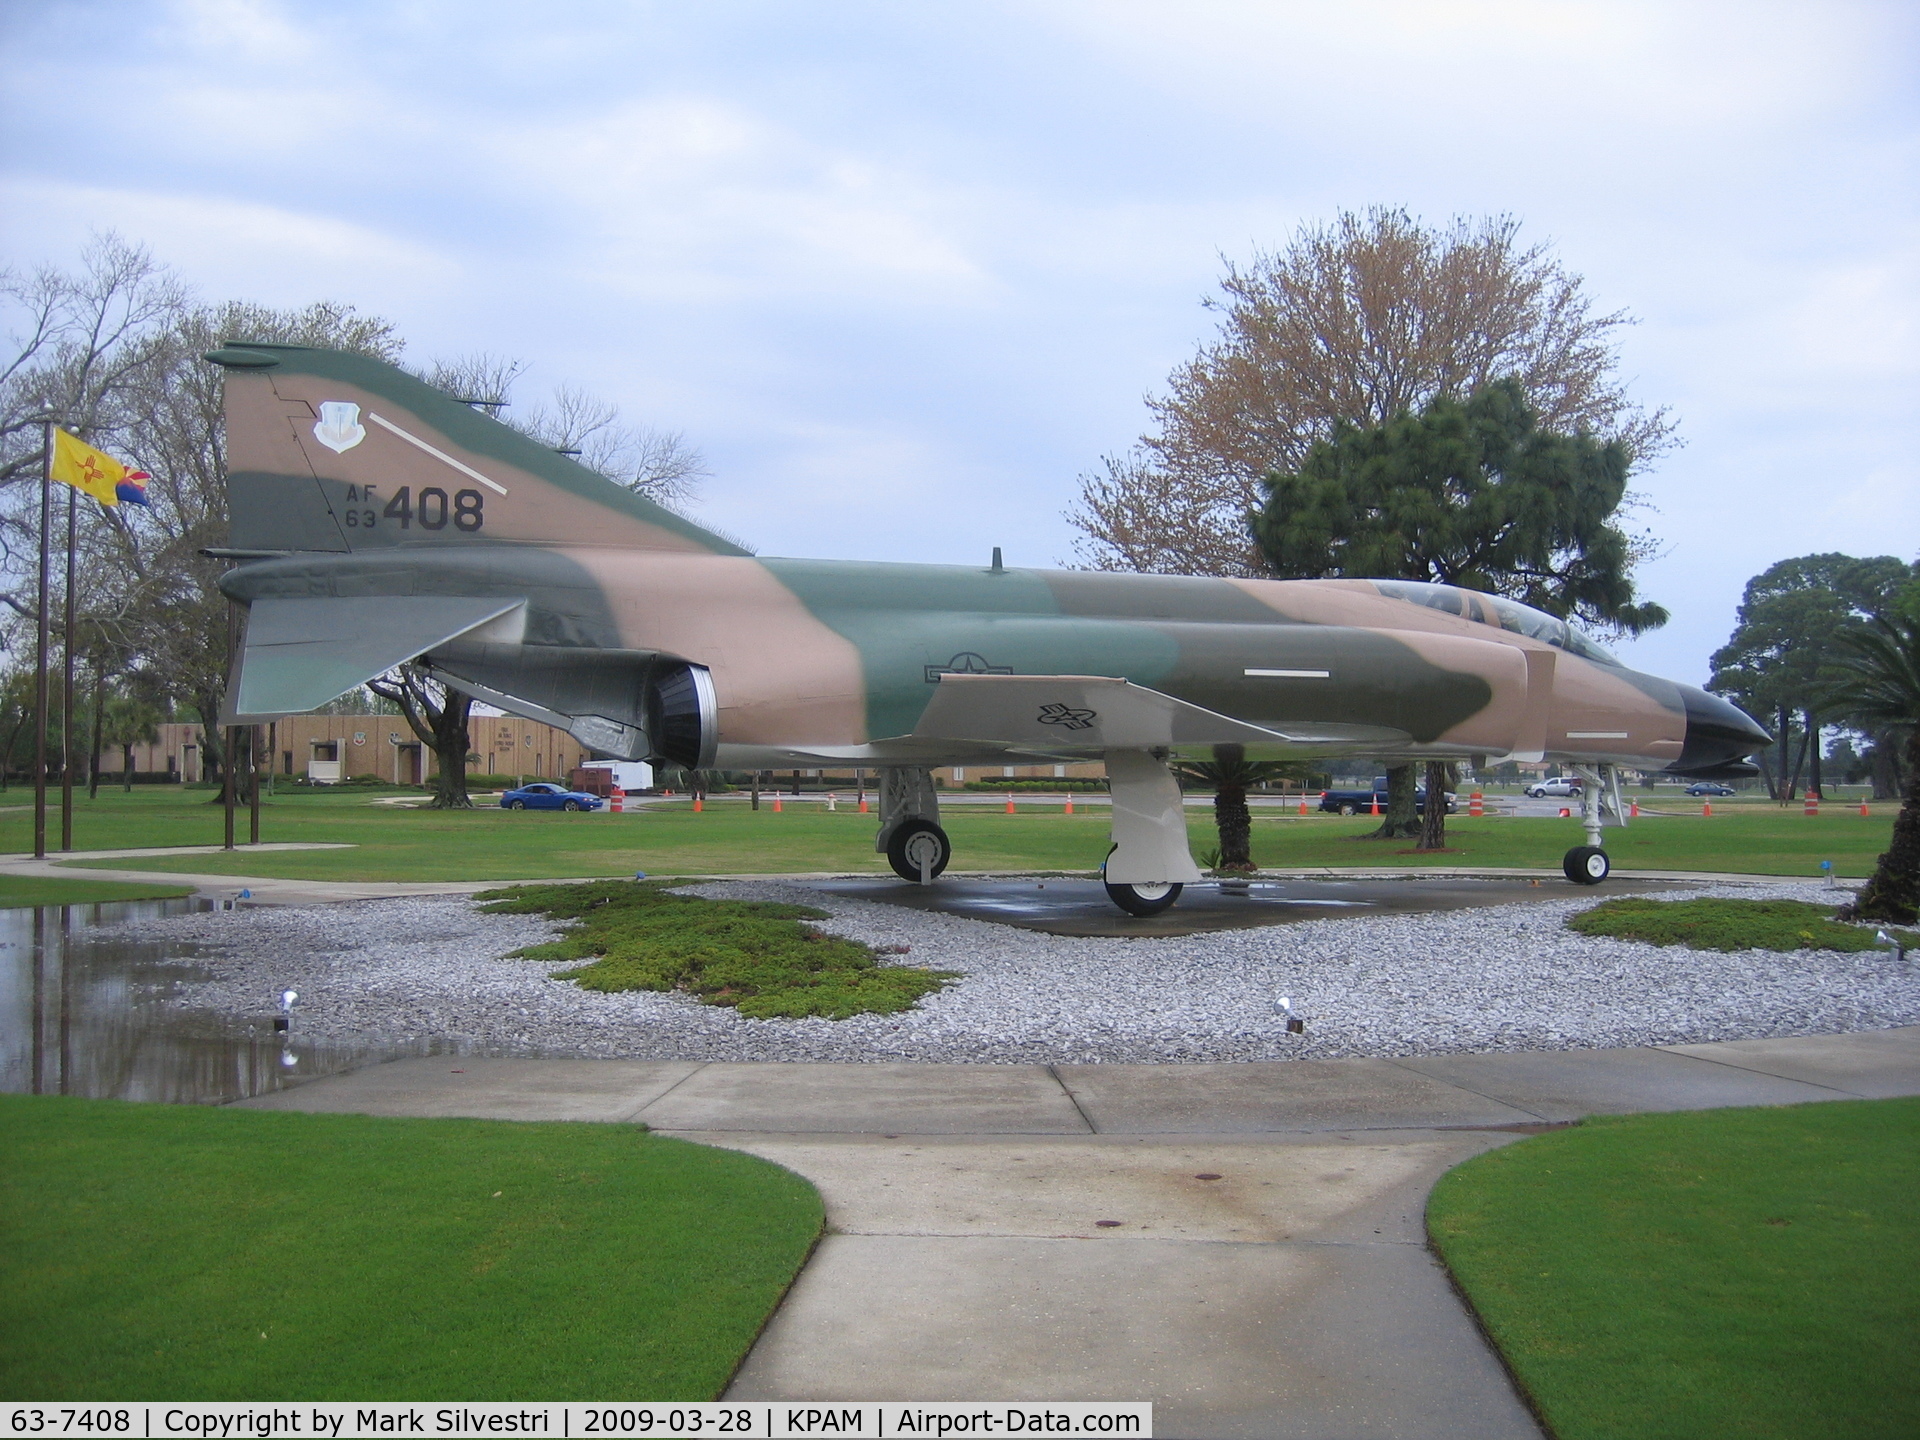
{"left": 1804, "top": 791, "right": 1819, "bottom": 816}
{"left": 1469, "top": 791, "right": 1484, "bottom": 817}
{"left": 610, "top": 786, "right": 623, "bottom": 814}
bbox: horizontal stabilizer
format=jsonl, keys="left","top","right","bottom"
{"left": 911, "top": 674, "right": 1360, "bottom": 752}
{"left": 224, "top": 596, "right": 522, "bottom": 722}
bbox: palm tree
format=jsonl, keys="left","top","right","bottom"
{"left": 1825, "top": 613, "right": 1919, "bottom": 923}
{"left": 1173, "top": 745, "right": 1312, "bottom": 873}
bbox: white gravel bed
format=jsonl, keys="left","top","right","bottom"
{"left": 89, "top": 879, "right": 1919, "bottom": 1064}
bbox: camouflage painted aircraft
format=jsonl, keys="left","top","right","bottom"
{"left": 209, "top": 343, "right": 1769, "bottom": 914}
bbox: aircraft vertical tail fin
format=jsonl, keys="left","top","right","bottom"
{"left": 207, "top": 343, "right": 749, "bottom": 557}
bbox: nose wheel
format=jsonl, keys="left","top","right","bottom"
{"left": 887, "top": 819, "right": 951, "bottom": 883}
{"left": 1564, "top": 846, "right": 1611, "bottom": 884}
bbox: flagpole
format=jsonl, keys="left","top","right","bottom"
{"left": 32, "top": 422, "right": 52, "bottom": 861}
{"left": 60, "top": 483, "right": 77, "bottom": 852}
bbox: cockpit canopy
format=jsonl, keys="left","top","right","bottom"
{"left": 1371, "top": 580, "right": 1620, "bottom": 666}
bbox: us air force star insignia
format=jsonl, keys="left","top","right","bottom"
{"left": 924, "top": 651, "right": 1015, "bottom": 683}
{"left": 313, "top": 401, "right": 366, "bottom": 454}
{"left": 1037, "top": 703, "right": 1097, "bottom": 731}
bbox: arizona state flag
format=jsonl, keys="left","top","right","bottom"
{"left": 51, "top": 428, "right": 151, "bottom": 507}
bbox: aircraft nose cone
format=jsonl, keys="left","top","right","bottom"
{"left": 1669, "top": 685, "right": 1772, "bottom": 775}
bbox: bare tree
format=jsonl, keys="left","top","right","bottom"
{"left": 420, "top": 356, "right": 710, "bottom": 508}
{"left": 367, "top": 664, "right": 475, "bottom": 808}
{"left": 1067, "top": 208, "right": 1676, "bottom": 576}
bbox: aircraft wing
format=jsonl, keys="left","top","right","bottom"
{"left": 223, "top": 596, "right": 523, "bottom": 722}
{"left": 907, "top": 673, "right": 1382, "bottom": 753}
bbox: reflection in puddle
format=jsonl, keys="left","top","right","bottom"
{"left": 0, "top": 900, "right": 443, "bottom": 1105}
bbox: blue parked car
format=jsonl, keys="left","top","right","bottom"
{"left": 500, "top": 782, "right": 604, "bottom": 812}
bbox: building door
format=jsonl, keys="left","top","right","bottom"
{"left": 401, "top": 744, "right": 422, "bottom": 785}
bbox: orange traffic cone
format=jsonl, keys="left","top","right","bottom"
{"left": 1005, "top": 793, "right": 1016, "bottom": 814}
{"left": 1298, "top": 793, "right": 1309, "bottom": 816}
{"left": 1560, "top": 807, "right": 1571, "bottom": 818}
{"left": 692, "top": 795, "right": 703, "bottom": 813}
{"left": 1861, "top": 801, "right": 1871, "bottom": 817}
{"left": 772, "top": 794, "right": 783, "bottom": 812}
{"left": 1703, "top": 801, "right": 1712, "bottom": 817}
{"left": 1629, "top": 799, "right": 1639, "bottom": 818}
{"left": 1369, "top": 796, "right": 1380, "bottom": 816}
{"left": 859, "top": 798, "right": 869, "bottom": 814}
{"left": 1064, "top": 795, "right": 1074, "bottom": 814}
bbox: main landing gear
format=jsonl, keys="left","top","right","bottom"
{"left": 876, "top": 767, "right": 950, "bottom": 883}
{"left": 1104, "top": 878, "right": 1183, "bottom": 916}
{"left": 877, "top": 751, "right": 1203, "bottom": 916}
{"left": 1562, "top": 763, "right": 1621, "bottom": 885}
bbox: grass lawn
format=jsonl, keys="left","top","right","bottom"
{"left": 479, "top": 879, "right": 955, "bottom": 1018}
{"left": 1569, "top": 896, "right": 1918, "bottom": 952}
{"left": 1429, "top": 1100, "right": 1920, "bottom": 1440}
{"left": 5, "top": 787, "right": 1895, "bottom": 882}
{"left": 0, "top": 1095, "right": 823, "bottom": 1400}
{"left": 0, "top": 874, "right": 196, "bottom": 907}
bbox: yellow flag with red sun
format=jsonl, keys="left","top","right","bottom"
{"left": 51, "top": 429, "right": 151, "bottom": 507}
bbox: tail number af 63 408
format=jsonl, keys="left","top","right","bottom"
{"left": 341, "top": 484, "right": 484, "bottom": 533}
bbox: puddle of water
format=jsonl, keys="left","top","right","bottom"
{"left": 0, "top": 900, "right": 443, "bottom": 1105}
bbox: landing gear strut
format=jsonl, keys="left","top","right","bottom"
{"left": 1562, "top": 763, "right": 1621, "bottom": 885}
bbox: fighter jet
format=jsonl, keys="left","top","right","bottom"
{"left": 208, "top": 343, "right": 1770, "bottom": 915}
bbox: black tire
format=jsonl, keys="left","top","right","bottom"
{"left": 507, "top": 800, "right": 526, "bottom": 811}
{"left": 886, "top": 819, "right": 951, "bottom": 883}
{"left": 1564, "top": 846, "right": 1610, "bottom": 884}
{"left": 1337, "top": 802, "right": 1357, "bottom": 816}
{"left": 562, "top": 799, "right": 582, "bottom": 811}
{"left": 1104, "top": 880, "right": 1184, "bottom": 916}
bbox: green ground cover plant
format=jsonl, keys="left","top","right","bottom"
{"left": 479, "top": 879, "right": 956, "bottom": 1019}
{"left": 1429, "top": 1099, "right": 1920, "bottom": 1440}
{"left": 16, "top": 788, "right": 1895, "bottom": 882}
{"left": 1569, "top": 896, "right": 1919, "bottom": 952}
{"left": 0, "top": 1095, "right": 822, "bottom": 1400}
{"left": 0, "top": 875, "right": 194, "bottom": 907}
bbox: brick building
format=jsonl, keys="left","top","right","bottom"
{"left": 101, "top": 713, "right": 599, "bottom": 785}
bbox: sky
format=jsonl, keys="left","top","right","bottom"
{"left": 2, "top": 0, "right": 1915, "bottom": 688}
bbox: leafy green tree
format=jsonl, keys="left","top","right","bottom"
{"left": 1173, "top": 747, "right": 1312, "bottom": 871}
{"left": 1069, "top": 208, "right": 1673, "bottom": 577}
{"left": 1253, "top": 380, "right": 1666, "bottom": 840}
{"left": 1824, "top": 613, "right": 1920, "bottom": 923}
{"left": 95, "top": 690, "right": 161, "bottom": 793}
{"left": 1709, "top": 554, "right": 1916, "bottom": 800}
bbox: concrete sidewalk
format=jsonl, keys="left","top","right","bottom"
{"left": 237, "top": 1028, "right": 1920, "bottom": 1439}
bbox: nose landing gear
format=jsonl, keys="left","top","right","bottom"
{"left": 1562, "top": 763, "right": 1622, "bottom": 885}
{"left": 1563, "top": 845, "right": 1611, "bottom": 884}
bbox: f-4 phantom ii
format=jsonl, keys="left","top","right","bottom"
{"left": 209, "top": 343, "right": 1770, "bottom": 915}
